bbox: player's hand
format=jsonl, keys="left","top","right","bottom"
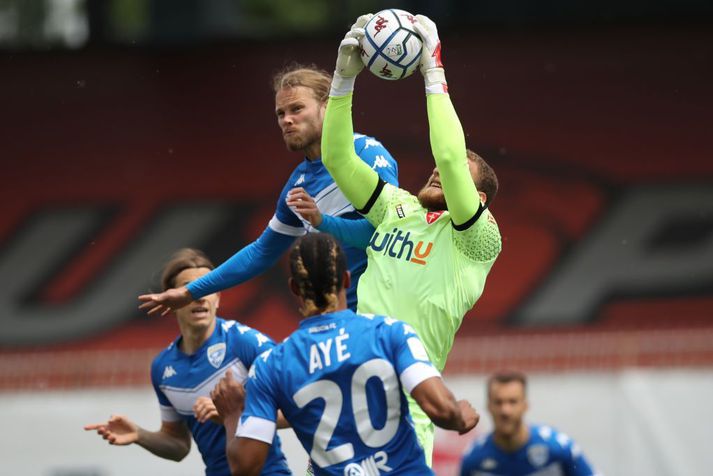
{"left": 456, "top": 399, "right": 480, "bottom": 435}
{"left": 287, "top": 187, "right": 323, "bottom": 227}
{"left": 138, "top": 286, "right": 193, "bottom": 316}
{"left": 84, "top": 415, "right": 139, "bottom": 445}
{"left": 193, "top": 396, "right": 222, "bottom": 425}
{"left": 210, "top": 370, "right": 246, "bottom": 420}
{"left": 335, "top": 14, "right": 372, "bottom": 78}
{"left": 413, "top": 14, "right": 443, "bottom": 73}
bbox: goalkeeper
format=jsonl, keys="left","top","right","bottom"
{"left": 320, "top": 14, "right": 502, "bottom": 465}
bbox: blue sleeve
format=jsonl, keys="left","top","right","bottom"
{"left": 316, "top": 214, "right": 375, "bottom": 249}
{"left": 186, "top": 227, "right": 295, "bottom": 299}
{"left": 314, "top": 135, "right": 398, "bottom": 249}
{"left": 562, "top": 439, "right": 597, "bottom": 476}
{"left": 229, "top": 322, "right": 276, "bottom": 369}
{"left": 354, "top": 135, "right": 399, "bottom": 186}
{"left": 389, "top": 320, "right": 435, "bottom": 376}
{"left": 459, "top": 452, "right": 474, "bottom": 476}
{"left": 459, "top": 441, "right": 483, "bottom": 476}
{"left": 242, "top": 353, "right": 279, "bottom": 424}
{"left": 150, "top": 358, "right": 171, "bottom": 407}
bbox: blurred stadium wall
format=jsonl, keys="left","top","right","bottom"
{"left": 1, "top": 1, "right": 712, "bottom": 475}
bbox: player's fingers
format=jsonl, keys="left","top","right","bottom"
{"left": 339, "top": 37, "right": 360, "bottom": 51}
{"left": 345, "top": 28, "right": 365, "bottom": 41}
{"left": 138, "top": 300, "right": 158, "bottom": 311}
{"left": 144, "top": 305, "right": 165, "bottom": 316}
{"left": 204, "top": 409, "right": 219, "bottom": 422}
{"left": 160, "top": 307, "right": 171, "bottom": 317}
{"left": 84, "top": 423, "right": 103, "bottom": 431}
{"left": 352, "top": 14, "right": 372, "bottom": 29}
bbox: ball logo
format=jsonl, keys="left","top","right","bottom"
{"left": 384, "top": 44, "right": 403, "bottom": 57}
{"left": 379, "top": 64, "right": 393, "bottom": 78}
{"left": 373, "top": 16, "right": 388, "bottom": 35}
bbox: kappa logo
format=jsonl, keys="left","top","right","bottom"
{"left": 294, "top": 174, "right": 305, "bottom": 186}
{"left": 371, "top": 155, "right": 391, "bottom": 169}
{"left": 373, "top": 15, "right": 388, "bottom": 35}
{"left": 363, "top": 138, "right": 381, "bottom": 149}
{"left": 207, "top": 343, "right": 226, "bottom": 368}
{"left": 162, "top": 365, "right": 177, "bottom": 379}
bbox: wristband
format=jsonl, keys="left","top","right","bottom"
{"left": 424, "top": 68, "right": 448, "bottom": 94}
{"left": 330, "top": 73, "right": 356, "bottom": 97}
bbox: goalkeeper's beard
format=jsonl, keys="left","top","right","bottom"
{"left": 417, "top": 185, "right": 448, "bottom": 212}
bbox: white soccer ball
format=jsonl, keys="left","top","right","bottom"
{"left": 360, "top": 9, "right": 423, "bottom": 80}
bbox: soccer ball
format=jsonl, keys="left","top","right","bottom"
{"left": 360, "top": 9, "right": 423, "bottom": 80}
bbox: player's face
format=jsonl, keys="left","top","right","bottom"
{"left": 173, "top": 267, "right": 219, "bottom": 332}
{"left": 275, "top": 86, "right": 326, "bottom": 158}
{"left": 488, "top": 381, "right": 528, "bottom": 438}
{"left": 417, "top": 159, "right": 480, "bottom": 211}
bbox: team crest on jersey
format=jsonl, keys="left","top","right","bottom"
{"left": 527, "top": 443, "right": 549, "bottom": 467}
{"left": 425, "top": 211, "right": 444, "bottom": 224}
{"left": 207, "top": 343, "right": 226, "bottom": 368}
{"left": 481, "top": 458, "right": 497, "bottom": 470}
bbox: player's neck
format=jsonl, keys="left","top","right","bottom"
{"left": 494, "top": 423, "right": 529, "bottom": 452}
{"left": 304, "top": 142, "right": 321, "bottom": 161}
{"left": 178, "top": 320, "right": 216, "bottom": 355}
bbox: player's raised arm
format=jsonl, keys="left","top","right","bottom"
{"left": 414, "top": 15, "right": 482, "bottom": 228}
{"left": 321, "top": 14, "right": 381, "bottom": 211}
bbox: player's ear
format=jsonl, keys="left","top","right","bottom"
{"left": 214, "top": 292, "right": 220, "bottom": 309}
{"left": 479, "top": 191, "right": 487, "bottom": 206}
{"left": 343, "top": 270, "right": 351, "bottom": 291}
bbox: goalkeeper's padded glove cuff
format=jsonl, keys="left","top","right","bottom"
{"left": 424, "top": 68, "right": 448, "bottom": 94}
{"left": 330, "top": 73, "right": 356, "bottom": 97}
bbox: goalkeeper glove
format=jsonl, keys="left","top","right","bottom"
{"left": 331, "top": 14, "right": 373, "bottom": 96}
{"left": 414, "top": 15, "right": 448, "bottom": 94}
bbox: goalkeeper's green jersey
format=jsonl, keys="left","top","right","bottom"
{"left": 356, "top": 183, "right": 500, "bottom": 371}
{"left": 322, "top": 92, "right": 501, "bottom": 372}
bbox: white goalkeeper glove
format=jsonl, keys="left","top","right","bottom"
{"left": 331, "top": 14, "right": 373, "bottom": 97}
{"left": 413, "top": 14, "right": 447, "bottom": 94}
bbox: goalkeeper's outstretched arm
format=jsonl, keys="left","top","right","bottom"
{"left": 321, "top": 14, "right": 380, "bottom": 211}
{"left": 414, "top": 15, "right": 481, "bottom": 227}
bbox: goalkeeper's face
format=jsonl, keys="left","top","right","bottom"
{"left": 275, "top": 86, "right": 326, "bottom": 158}
{"left": 417, "top": 159, "right": 482, "bottom": 211}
